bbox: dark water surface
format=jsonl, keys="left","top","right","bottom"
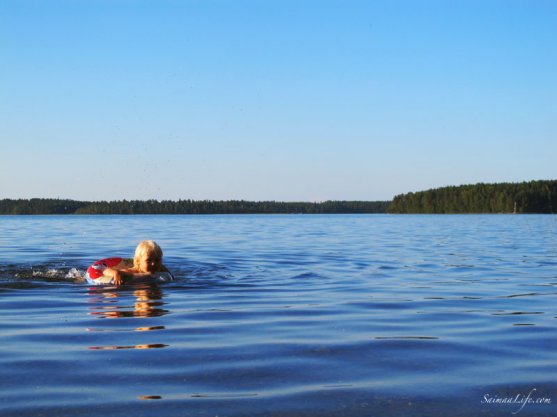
{"left": 1, "top": 214, "right": 556, "bottom": 416}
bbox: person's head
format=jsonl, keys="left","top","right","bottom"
{"left": 134, "top": 240, "right": 163, "bottom": 273}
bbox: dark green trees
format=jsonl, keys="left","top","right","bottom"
{"left": 5, "top": 180, "right": 554, "bottom": 215}
{"left": 388, "top": 180, "right": 557, "bottom": 214}
{"left": 0, "top": 199, "right": 390, "bottom": 215}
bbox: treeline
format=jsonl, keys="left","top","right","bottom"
{"left": 0, "top": 198, "right": 390, "bottom": 215}
{"left": 388, "top": 180, "right": 557, "bottom": 214}
{"left": 5, "top": 180, "right": 556, "bottom": 215}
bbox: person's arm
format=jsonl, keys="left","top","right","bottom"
{"left": 103, "top": 268, "right": 160, "bottom": 285}
{"left": 103, "top": 268, "right": 134, "bottom": 285}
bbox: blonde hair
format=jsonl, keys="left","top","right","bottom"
{"left": 133, "top": 240, "right": 163, "bottom": 270}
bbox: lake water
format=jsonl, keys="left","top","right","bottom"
{"left": 1, "top": 214, "right": 556, "bottom": 417}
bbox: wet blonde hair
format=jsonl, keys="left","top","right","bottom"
{"left": 133, "top": 240, "right": 163, "bottom": 271}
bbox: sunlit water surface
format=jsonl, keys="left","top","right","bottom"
{"left": 1, "top": 214, "right": 556, "bottom": 416}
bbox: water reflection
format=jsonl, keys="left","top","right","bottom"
{"left": 86, "top": 285, "right": 169, "bottom": 350}
{"left": 87, "top": 285, "right": 169, "bottom": 318}
{"left": 89, "top": 343, "right": 168, "bottom": 350}
{"left": 86, "top": 325, "right": 166, "bottom": 332}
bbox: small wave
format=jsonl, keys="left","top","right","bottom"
{"left": 373, "top": 336, "right": 440, "bottom": 340}
{"left": 491, "top": 311, "right": 544, "bottom": 316}
{"left": 0, "top": 264, "right": 86, "bottom": 283}
{"left": 65, "top": 267, "right": 85, "bottom": 279}
{"left": 31, "top": 267, "right": 86, "bottom": 281}
{"left": 32, "top": 267, "right": 85, "bottom": 280}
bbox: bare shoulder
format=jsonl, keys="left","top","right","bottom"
{"left": 121, "top": 259, "right": 134, "bottom": 268}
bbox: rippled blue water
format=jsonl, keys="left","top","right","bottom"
{"left": 1, "top": 214, "right": 556, "bottom": 416}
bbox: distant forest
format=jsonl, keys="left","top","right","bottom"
{"left": 0, "top": 199, "right": 390, "bottom": 215}
{"left": 388, "top": 180, "right": 557, "bottom": 214}
{"left": 3, "top": 180, "right": 556, "bottom": 215}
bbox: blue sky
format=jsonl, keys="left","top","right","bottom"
{"left": 1, "top": 0, "right": 556, "bottom": 201}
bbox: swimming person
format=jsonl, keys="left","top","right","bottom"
{"left": 101, "top": 240, "right": 172, "bottom": 285}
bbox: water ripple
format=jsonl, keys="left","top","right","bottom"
{"left": 1, "top": 214, "right": 557, "bottom": 416}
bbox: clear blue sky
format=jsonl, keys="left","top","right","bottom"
{"left": 1, "top": 0, "right": 555, "bottom": 201}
